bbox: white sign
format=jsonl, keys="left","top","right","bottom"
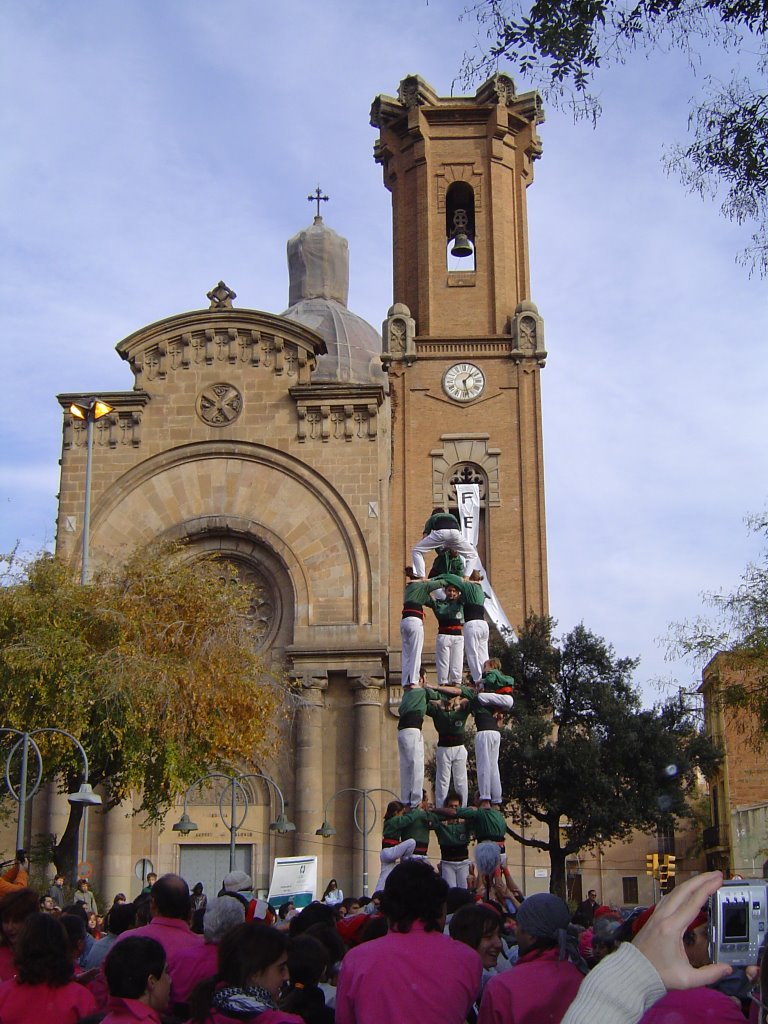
{"left": 534, "top": 868, "right": 549, "bottom": 878}
{"left": 268, "top": 855, "right": 317, "bottom": 910}
{"left": 456, "top": 484, "right": 517, "bottom": 643}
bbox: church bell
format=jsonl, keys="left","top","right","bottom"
{"left": 450, "top": 208, "right": 473, "bottom": 258}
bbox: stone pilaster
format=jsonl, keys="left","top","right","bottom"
{"left": 101, "top": 800, "right": 134, "bottom": 901}
{"left": 351, "top": 674, "right": 385, "bottom": 895}
{"left": 293, "top": 677, "right": 327, "bottom": 868}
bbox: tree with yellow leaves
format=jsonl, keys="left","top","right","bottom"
{"left": 0, "top": 544, "right": 294, "bottom": 876}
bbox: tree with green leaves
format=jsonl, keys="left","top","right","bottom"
{"left": 496, "top": 615, "right": 719, "bottom": 898}
{"left": 461, "top": 0, "right": 768, "bottom": 274}
{"left": 667, "top": 512, "right": 768, "bottom": 737}
{"left": 0, "top": 546, "right": 294, "bottom": 877}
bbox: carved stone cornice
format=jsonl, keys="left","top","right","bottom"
{"left": 57, "top": 391, "right": 150, "bottom": 450}
{"left": 286, "top": 650, "right": 387, "bottom": 678}
{"left": 289, "top": 384, "right": 386, "bottom": 443}
{"left": 372, "top": 74, "right": 543, "bottom": 133}
{"left": 115, "top": 309, "right": 327, "bottom": 389}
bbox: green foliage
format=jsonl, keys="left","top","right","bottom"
{"left": 0, "top": 545, "right": 295, "bottom": 871}
{"left": 461, "top": 0, "right": 768, "bottom": 273}
{"left": 667, "top": 512, "right": 768, "bottom": 735}
{"left": 497, "top": 615, "right": 719, "bottom": 896}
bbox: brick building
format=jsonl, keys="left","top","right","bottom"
{"left": 701, "top": 655, "right": 768, "bottom": 878}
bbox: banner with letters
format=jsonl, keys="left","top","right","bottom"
{"left": 455, "top": 484, "right": 516, "bottom": 644}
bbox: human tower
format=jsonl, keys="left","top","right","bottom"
{"left": 376, "top": 508, "right": 517, "bottom": 893}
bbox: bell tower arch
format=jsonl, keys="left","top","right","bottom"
{"left": 372, "top": 73, "right": 549, "bottom": 676}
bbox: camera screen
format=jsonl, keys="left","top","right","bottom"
{"left": 722, "top": 903, "right": 748, "bottom": 942}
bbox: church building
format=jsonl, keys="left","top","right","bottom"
{"left": 42, "top": 73, "right": 548, "bottom": 899}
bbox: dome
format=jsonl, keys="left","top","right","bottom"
{"left": 281, "top": 216, "right": 386, "bottom": 386}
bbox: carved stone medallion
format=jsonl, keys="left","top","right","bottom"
{"left": 196, "top": 383, "right": 243, "bottom": 426}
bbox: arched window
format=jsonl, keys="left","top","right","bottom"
{"left": 445, "top": 181, "right": 476, "bottom": 271}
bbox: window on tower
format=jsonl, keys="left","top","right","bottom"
{"left": 445, "top": 182, "right": 476, "bottom": 272}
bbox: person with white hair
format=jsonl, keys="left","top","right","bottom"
{"left": 220, "top": 869, "right": 269, "bottom": 923}
{"left": 170, "top": 895, "right": 245, "bottom": 1011}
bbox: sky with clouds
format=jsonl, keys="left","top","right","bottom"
{"left": 1, "top": 0, "right": 766, "bottom": 706}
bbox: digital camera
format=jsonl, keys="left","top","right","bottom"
{"left": 709, "top": 878, "right": 768, "bottom": 966}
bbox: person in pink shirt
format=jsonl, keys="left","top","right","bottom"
{"left": 113, "top": 873, "right": 202, "bottom": 978}
{"left": 478, "top": 891, "right": 587, "bottom": 1024}
{"left": 0, "top": 887, "right": 38, "bottom": 981}
{"left": 0, "top": 911, "right": 96, "bottom": 1023}
{"left": 100, "top": 935, "right": 170, "bottom": 1023}
{"left": 335, "top": 859, "right": 482, "bottom": 1024}
{"left": 187, "top": 920, "right": 303, "bottom": 1023}
{"left": 170, "top": 895, "right": 245, "bottom": 1012}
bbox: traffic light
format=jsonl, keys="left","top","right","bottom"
{"left": 659, "top": 864, "right": 669, "bottom": 891}
{"left": 646, "top": 853, "right": 659, "bottom": 877}
{"left": 666, "top": 854, "right": 676, "bottom": 878}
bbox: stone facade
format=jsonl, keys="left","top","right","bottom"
{"left": 24, "top": 74, "right": 553, "bottom": 901}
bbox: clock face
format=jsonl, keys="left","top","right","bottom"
{"left": 442, "top": 362, "right": 485, "bottom": 402}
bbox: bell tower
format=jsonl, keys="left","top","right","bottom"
{"left": 371, "top": 73, "right": 549, "bottom": 677}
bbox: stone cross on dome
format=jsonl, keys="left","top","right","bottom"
{"left": 307, "top": 185, "right": 329, "bottom": 220}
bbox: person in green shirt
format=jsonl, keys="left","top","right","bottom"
{"left": 477, "top": 658, "right": 515, "bottom": 712}
{"left": 440, "top": 571, "right": 489, "bottom": 685}
{"left": 428, "top": 547, "right": 465, "bottom": 579}
{"left": 433, "top": 791, "right": 473, "bottom": 889}
{"left": 425, "top": 583, "right": 465, "bottom": 686}
{"left": 397, "top": 669, "right": 440, "bottom": 807}
{"left": 400, "top": 575, "right": 448, "bottom": 688}
{"left": 374, "top": 800, "right": 418, "bottom": 892}
{"left": 426, "top": 694, "right": 471, "bottom": 807}
{"left": 410, "top": 506, "right": 479, "bottom": 579}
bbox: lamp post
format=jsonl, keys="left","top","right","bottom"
{"left": 68, "top": 397, "right": 113, "bottom": 584}
{"left": 0, "top": 728, "right": 102, "bottom": 866}
{"left": 173, "top": 771, "right": 295, "bottom": 873}
{"left": 316, "top": 787, "right": 398, "bottom": 897}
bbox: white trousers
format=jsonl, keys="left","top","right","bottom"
{"left": 397, "top": 727, "right": 424, "bottom": 807}
{"left": 464, "top": 619, "right": 490, "bottom": 683}
{"left": 436, "top": 633, "right": 464, "bottom": 685}
{"left": 400, "top": 615, "right": 424, "bottom": 688}
{"left": 412, "top": 530, "right": 479, "bottom": 578}
{"left": 476, "top": 692, "right": 514, "bottom": 712}
{"left": 440, "top": 859, "right": 471, "bottom": 889}
{"left": 435, "top": 744, "right": 468, "bottom": 808}
{"left": 374, "top": 838, "right": 417, "bottom": 893}
{"left": 475, "top": 730, "right": 502, "bottom": 804}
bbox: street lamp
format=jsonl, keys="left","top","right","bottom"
{"left": 68, "top": 397, "right": 113, "bottom": 584}
{"left": 0, "top": 727, "right": 102, "bottom": 866}
{"left": 173, "top": 771, "right": 294, "bottom": 872}
{"left": 316, "top": 787, "right": 398, "bottom": 897}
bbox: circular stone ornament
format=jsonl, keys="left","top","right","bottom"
{"left": 196, "top": 382, "right": 243, "bottom": 425}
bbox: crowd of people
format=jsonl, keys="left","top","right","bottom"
{"left": 0, "top": 512, "right": 763, "bottom": 1020}
{"left": 0, "top": 855, "right": 763, "bottom": 1023}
